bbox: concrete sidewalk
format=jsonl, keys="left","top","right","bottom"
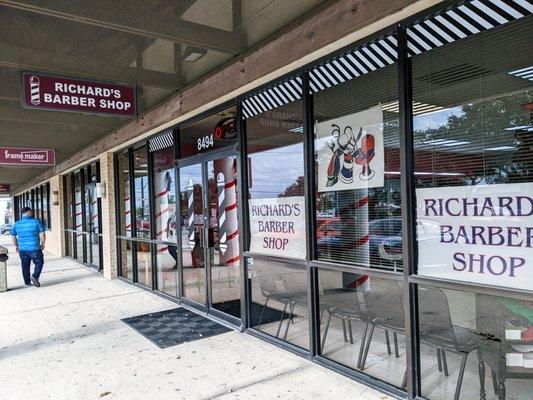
{"left": 0, "top": 237, "right": 391, "bottom": 400}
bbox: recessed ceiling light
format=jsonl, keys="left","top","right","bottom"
{"left": 289, "top": 126, "right": 303, "bottom": 133}
{"left": 508, "top": 66, "right": 533, "bottom": 81}
{"left": 381, "top": 101, "right": 444, "bottom": 115}
{"left": 485, "top": 146, "right": 515, "bottom": 151}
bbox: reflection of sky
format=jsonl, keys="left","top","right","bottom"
{"left": 413, "top": 106, "right": 463, "bottom": 131}
{"left": 249, "top": 142, "right": 304, "bottom": 198}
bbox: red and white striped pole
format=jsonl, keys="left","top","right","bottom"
{"left": 342, "top": 189, "right": 370, "bottom": 291}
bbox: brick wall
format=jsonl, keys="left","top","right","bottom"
{"left": 43, "top": 175, "right": 65, "bottom": 257}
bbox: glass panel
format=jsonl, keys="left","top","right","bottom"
{"left": 73, "top": 172, "right": 84, "bottom": 262}
{"left": 179, "top": 163, "right": 206, "bottom": 305}
{"left": 207, "top": 157, "right": 241, "bottom": 319}
{"left": 318, "top": 270, "right": 405, "bottom": 388}
{"left": 155, "top": 244, "right": 178, "bottom": 297}
{"left": 42, "top": 185, "right": 49, "bottom": 228}
{"left": 65, "top": 175, "right": 73, "bottom": 230}
{"left": 136, "top": 241, "right": 152, "bottom": 287}
{"left": 314, "top": 62, "right": 400, "bottom": 270}
{"left": 119, "top": 239, "right": 133, "bottom": 281}
{"left": 250, "top": 258, "right": 309, "bottom": 350}
{"left": 75, "top": 233, "right": 84, "bottom": 262}
{"left": 117, "top": 152, "right": 132, "bottom": 237}
{"left": 413, "top": 17, "right": 533, "bottom": 291}
{"left": 133, "top": 145, "right": 150, "bottom": 239}
{"left": 180, "top": 106, "right": 237, "bottom": 158}
{"left": 152, "top": 145, "right": 177, "bottom": 242}
{"left": 35, "top": 186, "right": 41, "bottom": 220}
{"left": 246, "top": 100, "right": 306, "bottom": 258}
{"left": 418, "top": 285, "right": 533, "bottom": 400}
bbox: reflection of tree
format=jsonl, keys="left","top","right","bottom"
{"left": 417, "top": 92, "right": 532, "bottom": 185}
{"left": 279, "top": 176, "right": 304, "bottom": 197}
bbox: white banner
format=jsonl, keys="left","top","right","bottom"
{"left": 249, "top": 196, "right": 306, "bottom": 259}
{"left": 417, "top": 183, "right": 533, "bottom": 291}
{"left": 316, "top": 105, "right": 384, "bottom": 192}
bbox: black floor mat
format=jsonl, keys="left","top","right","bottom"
{"left": 122, "top": 308, "right": 231, "bottom": 348}
{"left": 213, "top": 299, "right": 292, "bottom": 327}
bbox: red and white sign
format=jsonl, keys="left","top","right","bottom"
{"left": 21, "top": 72, "right": 136, "bottom": 116}
{"left": 0, "top": 184, "right": 10, "bottom": 193}
{"left": 0, "top": 147, "right": 56, "bottom": 166}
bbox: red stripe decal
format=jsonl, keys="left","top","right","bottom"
{"left": 225, "top": 179, "right": 237, "bottom": 189}
{"left": 225, "top": 203, "right": 237, "bottom": 212}
{"left": 226, "top": 229, "right": 239, "bottom": 241}
{"left": 225, "top": 255, "right": 240, "bottom": 264}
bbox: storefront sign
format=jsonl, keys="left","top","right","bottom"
{"left": 21, "top": 72, "right": 136, "bottom": 116}
{"left": 0, "top": 184, "right": 10, "bottom": 193}
{"left": 316, "top": 105, "right": 384, "bottom": 192}
{"left": 417, "top": 183, "right": 533, "bottom": 290}
{"left": 249, "top": 196, "right": 306, "bottom": 258}
{"left": 0, "top": 147, "right": 56, "bottom": 166}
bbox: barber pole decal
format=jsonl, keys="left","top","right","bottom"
{"left": 30, "top": 76, "right": 40, "bottom": 105}
{"left": 125, "top": 195, "right": 131, "bottom": 233}
{"left": 187, "top": 178, "right": 195, "bottom": 248}
{"left": 216, "top": 173, "right": 227, "bottom": 252}
{"left": 214, "top": 157, "right": 239, "bottom": 265}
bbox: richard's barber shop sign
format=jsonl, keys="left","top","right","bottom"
{"left": 21, "top": 72, "right": 136, "bottom": 117}
{"left": 417, "top": 183, "right": 533, "bottom": 290}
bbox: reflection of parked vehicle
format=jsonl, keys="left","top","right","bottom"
{"left": 317, "top": 217, "right": 441, "bottom": 270}
{"left": 316, "top": 217, "right": 341, "bottom": 239}
{"left": 0, "top": 224, "right": 13, "bottom": 234}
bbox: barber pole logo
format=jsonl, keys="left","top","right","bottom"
{"left": 29, "top": 76, "right": 40, "bottom": 105}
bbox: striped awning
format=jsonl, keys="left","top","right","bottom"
{"left": 241, "top": 77, "right": 303, "bottom": 119}
{"left": 306, "top": 0, "right": 531, "bottom": 94}
{"left": 149, "top": 131, "right": 174, "bottom": 152}
{"left": 308, "top": 34, "right": 398, "bottom": 93}
{"left": 407, "top": 0, "right": 532, "bottom": 55}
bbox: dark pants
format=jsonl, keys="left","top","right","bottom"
{"left": 19, "top": 250, "right": 44, "bottom": 285}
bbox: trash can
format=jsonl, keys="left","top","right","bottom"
{"left": 0, "top": 246, "right": 8, "bottom": 292}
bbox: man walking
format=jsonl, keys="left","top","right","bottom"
{"left": 10, "top": 207, "right": 46, "bottom": 287}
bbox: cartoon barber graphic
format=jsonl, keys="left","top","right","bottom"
{"left": 326, "top": 124, "right": 376, "bottom": 187}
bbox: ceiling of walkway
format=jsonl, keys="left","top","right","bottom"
{"left": 0, "top": 0, "right": 335, "bottom": 190}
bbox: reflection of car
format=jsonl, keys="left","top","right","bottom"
{"left": 316, "top": 217, "right": 441, "bottom": 270}
{"left": 0, "top": 224, "right": 13, "bottom": 234}
{"left": 316, "top": 217, "right": 341, "bottom": 240}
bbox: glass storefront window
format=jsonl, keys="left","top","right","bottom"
{"left": 314, "top": 62, "right": 400, "bottom": 271}
{"left": 152, "top": 145, "right": 176, "bottom": 243}
{"left": 246, "top": 100, "right": 306, "bottom": 259}
{"left": 117, "top": 152, "right": 131, "bottom": 237}
{"left": 74, "top": 172, "right": 84, "bottom": 262}
{"left": 250, "top": 258, "right": 310, "bottom": 350}
{"left": 118, "top": 239, "right": 133, "bottom": 281}
{"left": 133, "top": 145, "right": 150, "bottom": 239}
{"left": 155, "top": 244, "right": 178, "bottom": 297}
{"left": 418, "top": 285, "right": 533, "bottom": 400}
{"left": 413, "top": 17, "right": 533, "bottom": 292}
{"left": 318, "top": 269, "right": 406, "bottom": 388}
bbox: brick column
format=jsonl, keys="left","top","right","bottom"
{"left": 100, "top": 152, "right": 117, "bottom": 279}
{"left": 46, "top": 175, "right": 65, "bottom": 257}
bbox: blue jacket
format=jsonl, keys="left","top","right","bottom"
{"left": 11, "top": 216, "right": 45, "bottom": 251}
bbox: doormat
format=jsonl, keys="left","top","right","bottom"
{"left": 212, "top": 299, "right": 294, "bottom": 327}
{"left": 122, "top": 308, "right": 231, "bottom": 348}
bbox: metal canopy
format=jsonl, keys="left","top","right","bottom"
{"left": 0, "top": 0, "right": 332, "bottom": 189}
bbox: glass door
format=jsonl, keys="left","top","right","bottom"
{"left": 178, "top": 151, "right": 241, "bottom": 322}
{"left": 206, "top": 155, "right": 241, "bottom": 319}
{"left": 84, "top": 183, "right": 100, "bottom": 269}
{"left": 179, "top": 162, "right": 207, "bottom": 307}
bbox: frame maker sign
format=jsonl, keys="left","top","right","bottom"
{"left": 0, "top": 147, "right": 56, "bottom": 166}
{"left": 21, "top": 72, "right": 136, "bottom": 117}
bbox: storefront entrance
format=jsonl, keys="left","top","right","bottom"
{"left": 178, "top": 149, "right": 241, "bottom": 323}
